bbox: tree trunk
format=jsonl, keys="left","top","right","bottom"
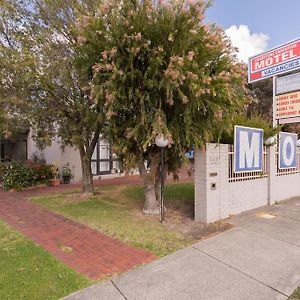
{"left": 80, "top": 150, "right": 95, "bottom": 196}
{"left": 139, "top": 153, "right": 160, "bottom": 214}
{"left": 144, "top": 182, "right": 160, "bottom": 214}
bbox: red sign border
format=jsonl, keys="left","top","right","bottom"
{"left": 248, "top": 37, "right": 300, "bottom": 83}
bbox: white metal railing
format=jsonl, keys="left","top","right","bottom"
{"left": 228, "top": 145, "right": 268, "bottom": 183}
{"left": 276, "top": 149, "right": 300, "bottom": 176}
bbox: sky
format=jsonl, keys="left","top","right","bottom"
{"left": 205, "top": 0, "right": 300, "bottom": 63}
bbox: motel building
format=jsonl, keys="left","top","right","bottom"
{"left": 0, "top": 128, "right": 122, "bottom": 182}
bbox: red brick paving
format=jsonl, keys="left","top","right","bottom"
{"left": 0, "top": 172, "right": 193, "bottom": 280}
{"left": 0, "top": 176, "right": 152, "bottom": 280}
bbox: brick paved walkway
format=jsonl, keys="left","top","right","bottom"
{"left": 0, "top": 171, "right": 193, "bottom": 279}
{"left": 0, "top": 176, "right": 160, "bottom": 280}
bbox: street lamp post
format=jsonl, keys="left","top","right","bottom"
{"left": 155, "top": 135, "right": 168, "bottom": 223}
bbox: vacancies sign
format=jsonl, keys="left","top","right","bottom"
{"left": 248, "top": 38, "right": 300, "bottom": 83}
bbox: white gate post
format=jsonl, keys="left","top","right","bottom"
{"left": 194, "top": 144, "right": 223, "bottom": 223}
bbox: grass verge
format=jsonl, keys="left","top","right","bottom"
{"left": 32, "top": 182, "right": 194, "bottom": 257}
{"left": 0, "top": 219, "right": 90, "bottom": 300}
{"left": 290, "top": 287, "right": 300, "bottom": 299}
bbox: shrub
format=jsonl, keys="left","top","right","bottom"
{"left": 2, "top": 161, "right": 36, "bottom": 190}
{"left": 0, "top": 163, "right": 8, "bottom": 183}
{"left": 32, "top": 164, "right": 53, "bottom": 183}
{"left": 2, "top": 161, "right": 54, "bottom": 190}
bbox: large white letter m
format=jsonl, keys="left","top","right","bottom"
{"left": 239, "top": 131, "right": 261, "bottom": 169}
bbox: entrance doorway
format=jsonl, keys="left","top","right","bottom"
{"left": 91, "top": 138, "right": 120, "bottom": 175}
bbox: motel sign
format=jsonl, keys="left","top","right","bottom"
{"left": 234, "top": 126, "right": 297, "bottom": 173}
{"left": 249, "top": 38, "right": 300, "bottom": 83}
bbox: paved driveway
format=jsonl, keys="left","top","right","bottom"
{"left": 64, "top": 196, "right": 300, "bottom": 300}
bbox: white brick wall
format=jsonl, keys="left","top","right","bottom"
{"left": 195, "top": 143, "right": 300, "bottom": 223}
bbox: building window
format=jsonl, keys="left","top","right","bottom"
{"left": 91, "top": 138, "right": 120, "bottom": 175}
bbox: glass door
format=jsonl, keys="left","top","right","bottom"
{"left": 91, "top": 138, "right": 112, "bottom": 175}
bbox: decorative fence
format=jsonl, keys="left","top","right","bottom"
{"left": 195, "top": 143, "right": 300, "bottom": 224}
{"left": 276, "top": 149, "right": 300, "bottom": 176}
{"left": 228, "top": 145, "right": 300, "bottom": 180}
{"left": 228, "top": 145, "right": 268, "bottom": 182}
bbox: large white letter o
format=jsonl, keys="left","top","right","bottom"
{"left": 282, "top": 136, "right": 295, "bottom": 167}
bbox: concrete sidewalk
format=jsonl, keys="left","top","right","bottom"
{"left": 63, "top": 196, "right": 300, "bottom": 300}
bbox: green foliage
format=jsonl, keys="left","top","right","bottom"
{"left": 219, "top": 114, "right": 281, "bottom": 144}
{"left": 247, "top": 78, "right": 273, "bottom": 122}
{"left": 2, "top": 162, "right": 35, "bottom": 190}
{"left": 32, "top": 164, "right": 54, "bottom": 182}
{"left": 0, "top": 0, "right": 106, "bottom": 193}
{"left": 2, "top": 161, "right": 53, "bottom": 190}
{"left": 62, "top": 163, "right": 72, "bottom": 177}
{"left": 0, "top": 163, "right": 8, "bottom": 183}
{"left": 77, "top": 0, "right": 250, "bottom": 174}
{"left": 290, "top": 287, "right": 300, "bottom": 299}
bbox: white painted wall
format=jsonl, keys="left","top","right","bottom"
{"left": 27, "top": 130, "right": 82, "bottom": 182}
{"left": 195, "top": 143, "right": 300, "bottom": 223}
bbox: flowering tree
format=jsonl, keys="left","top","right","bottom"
{"left": 76, "top": 0, "right": 250, "bottom": 213}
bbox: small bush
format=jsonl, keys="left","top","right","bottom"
{"left": 3, "top": 161, "right": 35, "bottom": 190}
{"left": 0, "top": 163, "right": 9, "bottom": 183}
{"left": 2, "top": 161, "right": 54, "bottom": 190}
{"left": 32, "top": 164, "right": 53, "bottom": 183}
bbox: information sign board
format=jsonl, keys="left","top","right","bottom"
{"left": 276, "top": 91, "right": 300, "bottom": 120}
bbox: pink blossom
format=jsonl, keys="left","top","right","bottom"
{"left": 166, "top": 98, "right": 174, "bottom": 105}
{"left": 187, "top": 51, "right": 194, "bottom": 61}
{"left": 101, "top": 50, "right": 108, "bottom": 60}
{"left": 135, "top": 32, "right": 142, "bottom": 41}
{"left": 82, "top": 16, "right": 91, "bottom": 28}
{"left": 177, "top": 57, "right": 184, "bottom": 66}
{"left": 75, "top": 18, "right": 81, "bottom": 28}
{"left": 106, "top": 111, "right": 114, "bottom": 120}
{"left": 105, "top": 93, "right": 115, "bottom": 104}
{"left": 214, "top": 110, "right": 223, "bottom": 121}
{"left": 106, "top": 64, "right": 113, "bottom": 71}
{"left": 77, "top": 36, "right": 87, "bottom": 44}
{"left": 182, "top": 95, "right": 188, "bottom": 104}
{"left": 100, "top": 3, "right": 110, "bottom": 14}
{"left": 110, "top": 47, "right": 117, "bottom": 58}
{"left": 167, "top": 135, "right": 174, "bottom": 147}
{"left": 93, "top": 66, "right": 101, "bottom": 73}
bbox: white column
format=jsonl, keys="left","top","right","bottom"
{"left": 195, "top": 144, "right": 225, "bottom": 223}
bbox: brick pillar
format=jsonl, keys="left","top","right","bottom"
{"left": 195, "top": 144, "right": 226, "bottom": 224}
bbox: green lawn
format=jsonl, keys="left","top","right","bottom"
{"left": 0, "top": 219, "right": 90, "bottom": 300}
{"left": 32, "top": 182, "right": 194, "bottom": 257}
{"left": 291, "top": 288, "right": 300, "bottom": 299}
